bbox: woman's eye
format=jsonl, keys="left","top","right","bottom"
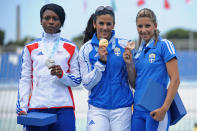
{"left": 107, "top": 22, "right": 112, "bottom": 26}
{"left": 99, "top": 22, "right": 104, "bottom": 25}
{"left": 145, "top": 24, "right": 151, "bottom": 28}
{"left": 138, "top": 25, "right": 143, "bottom": 28}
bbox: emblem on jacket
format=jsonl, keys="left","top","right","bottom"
{"left": 37, "top": 51, "right": 44, "bottom": 56}
{"left": 114, "top": 47, "right": 121, "bottom": 56}
{"left": 149, "top": 53, "right": 156, "bottom": 63}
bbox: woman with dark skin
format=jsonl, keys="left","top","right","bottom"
{"left": 16, "top": 3, "right": 81, "bottom": 131}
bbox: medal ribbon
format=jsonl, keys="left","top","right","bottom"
{"left": 44, "top": 38, "right": 60, "bottom": 59}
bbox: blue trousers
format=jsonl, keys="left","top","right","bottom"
{"left": 26, "top": 108, "right": 75, "bottom": 131}
{"left": 131, "top": 109, "right": 170, "bottom": 131}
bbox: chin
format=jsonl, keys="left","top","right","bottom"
{"left": 102, "top": 35, "right": 110, "bottom": 39}
{"left": 46, "top": 31, "right": 55, "bottom": 34}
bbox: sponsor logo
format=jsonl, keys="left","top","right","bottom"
{"left": 37, "top": 51, "right": 44, "bottom": 56}
{"left": 88, "top": 120, "right": 95, "bottom": 126}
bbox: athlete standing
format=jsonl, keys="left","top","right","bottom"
{"left": 124, "top": 8, "right": 180, "bottom": 131}
{"left": 79, "top": 6, "right": 135, "bottom": 131}
{"left": 16, "top": 3, "right": 81, "bottom": 131}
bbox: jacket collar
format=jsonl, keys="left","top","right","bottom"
{"left": 42, "top": 31, "right": 61, "bottom": 42}
{"left": 143, "top": 35, "right": 162, "bottom": 49}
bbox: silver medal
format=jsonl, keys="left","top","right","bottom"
{"left": 46, "top": 59, "right": 55, "bottom": 68}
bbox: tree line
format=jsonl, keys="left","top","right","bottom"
{"left": 0, "top": 28, "right": 197, "bottom": 48}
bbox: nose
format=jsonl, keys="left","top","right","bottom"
{"left": 103, "top": 24, "right": 108, "bottom": 30}
{"left": 141, "top": 26, "right": 146, "bottom": 33}
{"left": 49, "top": 18, "right": 54, "bottom": 24}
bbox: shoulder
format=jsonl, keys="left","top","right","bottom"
{"left": 79, "top": 40, "right": 93, "bottom": 54}
{"left": 157, "top": 38, "right": 175, "bottom": 49}
{"left": 25, "top": 38, "right": 42, "bottom": 46}
{"left": 25, "top": 38, "right": 42, "bottom": 52}
{"left": 60, "top": 37, "right": 78, "bottom": 48}
{"left": 157, "top": 38, "right": 176, "bottom": 55}
{"left": 157, "top": 37, "right": 173, "bottom": 46}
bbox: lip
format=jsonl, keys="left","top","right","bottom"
{"left": 47, "top": 26, "right": 55, "bottom": 29}
{"left": 141, "top": 34, "right": 148, "bottom": 38}
{"left": 102, "top": 31, "right": 109, "bottom": 36}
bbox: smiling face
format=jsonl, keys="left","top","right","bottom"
{"left": 136, "top": 17, "right": 157, "bottom": 43}
{"left": 41, "top": 10, "right": 61, "bottom": 34}
{"left": 93, "top": 14, "right": 114, "bottom": 40}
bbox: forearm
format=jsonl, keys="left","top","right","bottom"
{"left": 17, "top": 78, "right": 32, "bottom": 113}
{"left": 58, "top": 71, "right": 81, "bottom": 87}
{"left": 161, "top": 76, "right": 180, "bottom": 112}
{"left": 126, "top": 63, "right": 136, "bottom": 88}
{"left": 16, "top": 47, "right": 32, "bottom": 113}
{"left": 81, "top": 61, "right": 105, "bottom": 90}
{"left": 161, "top": 58, "right": 180, "bottom": 112}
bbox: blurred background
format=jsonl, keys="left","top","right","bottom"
{"left": 0, "top": 0, "right": 197, "bottom": 131}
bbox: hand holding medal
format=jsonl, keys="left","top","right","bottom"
{"left": 98, "top": 38, "right": 108, "bottom": 63}
{"left": 44, "top": 36, "right": 61, "bottom": 77}
{"left": 49, "top": 65, "right": 63, "bottom": 78}
{"left": 99, "top": 38, "right": 109, "bottom": 47}
{"left": 123, "top": 41, "right": 135, "bottom": 64}
{"left": 125, "top": 41, "right": 135, "bottom": 51}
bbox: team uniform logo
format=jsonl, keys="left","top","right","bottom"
{"left": 149, "top": 53, "right": 156, "bottom": 63}
{"left": 37, "top": 51, "right": 44, "bottom": 56}
{"left": 114, "top": 47, "right": 121, "bottom": 56}
{"left": 88, "top": 120, "right": 95, "bottom": 126}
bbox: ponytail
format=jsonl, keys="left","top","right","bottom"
{"left": 83, "top": 14, "right": 96, "bottom": 43}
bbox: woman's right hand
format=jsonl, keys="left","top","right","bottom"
{"left": 98, "top": 46, "right": 108, "bottom": 63}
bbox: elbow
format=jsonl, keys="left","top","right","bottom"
{"left": 172, "top": 75, "right": 180, "bottom": 90}
{"left": 176, "top": 77, "right": 180, "bottom": 88}
{"left": 71, "top": 83, "right": 81, "bottom": 87}
{"left": 82, "top": 83, "right": 92, "bottom": 91}
{"left": 81, "top": 79, "right": 93, "bottom": 91}
{"left": 73, "top": 80, "right": 82, "bottom": 87}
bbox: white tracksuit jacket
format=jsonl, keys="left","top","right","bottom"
{"left": 16, "top": 32, "right": 81, "bottom": 114}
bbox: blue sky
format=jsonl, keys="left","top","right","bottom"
{"left": 0, "top": 0, "right": 197, "bottom": 44}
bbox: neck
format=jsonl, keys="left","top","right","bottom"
{"left": 42, "top": 31, "right": 60, "bottom": 42}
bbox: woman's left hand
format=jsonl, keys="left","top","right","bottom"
{"left": 150, "top": 107, "right": 167, "bottom": 121}
{"left": 49, "top": 65, "right": 63, "bottom": 78}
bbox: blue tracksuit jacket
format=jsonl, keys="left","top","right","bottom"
{"left": 79, "top": 30, "right": 133, "bottom": 109}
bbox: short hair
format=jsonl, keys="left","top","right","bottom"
{"left": 40, "top": 3, "right": 66, "bottom": 27}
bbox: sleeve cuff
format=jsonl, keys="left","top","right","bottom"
{"left": 57, "top": 70, "right": 64, "bottom": 78}
{"left": 18, "top": 110, "right": 26, "bottom": 115}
